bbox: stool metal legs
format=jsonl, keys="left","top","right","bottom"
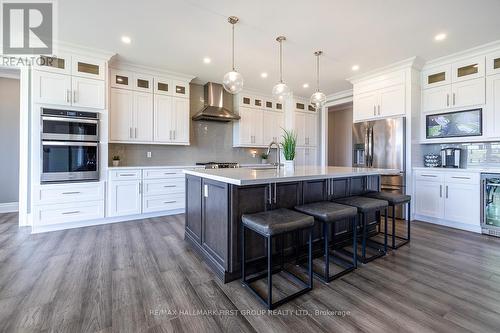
{"left": 359, "top": 208, "right": 388, "bottom": 264}
{"left": 241, "top": 225, "right": 313, "bottom": 310}
{"left": 387, "top": 202, "right": 411, "bottom": 249}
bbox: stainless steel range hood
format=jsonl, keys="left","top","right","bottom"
{"left": 192, "top": 82, "right": 240, "bottom": 122}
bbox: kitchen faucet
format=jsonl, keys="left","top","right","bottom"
{"left": 266, "top": 141, "right": 281, "bottom": 168}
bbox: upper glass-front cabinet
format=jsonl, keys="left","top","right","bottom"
{"left": 451, "top": 56, "right": 485, "bottom": 82}
{"left": 422, "top": 65, "right": 451, "bottom": 88}
{"left": 35, "top": 54, "right": 71, "bottom": 75}
{"left": 111, "top": 70, "right": 133, "bottom": 89}
{"left": 487, "top": 52, "right": 500, "bottom": 76}
{"left": 172, "top": 80, "right": 189, "bottom": 97}
{"left": 154, "top": 77, "right": 172, "bottom": 95}
{"left": 134, "top": 74, "right": 153, "bottom": 93}
{"left": 72, "top": 56, "right": 106, "bottom": 80}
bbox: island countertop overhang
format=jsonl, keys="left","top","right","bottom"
{"left": 182, "top": 166, "right": 400, "bottom": 186}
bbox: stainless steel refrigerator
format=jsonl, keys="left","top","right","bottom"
{"left": 352, "top": 118, "right": 406, "bottom": 218}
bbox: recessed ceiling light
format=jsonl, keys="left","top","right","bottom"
{"left": 260, "top": 72, "right": 268, "bottom": 78}
{"left": 302, "top": 83, "right": 309, "bottom": 88}
{"left": 203, "top": 57, "right": 211, "bottom": 64}
{"left": 352, "top": 65, "right": 360, "bottom": 71}
{"left": 434, "top": 33, "right": 447, "bottom": 41}
{"left": 121, "top": 36, "right": 131, "bottom": 44}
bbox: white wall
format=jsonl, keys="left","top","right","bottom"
{"left": 0, "top": 77, "right": 20, "bottom": 204}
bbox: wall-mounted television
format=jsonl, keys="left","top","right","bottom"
{"left": 426, "top": 109, "right": 482, "bottom": 139}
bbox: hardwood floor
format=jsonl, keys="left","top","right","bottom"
{"left": 1, "top": 212, "right": 500, "bottom": 333}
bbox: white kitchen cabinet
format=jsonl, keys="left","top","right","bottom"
{"left": 295, "top": 112, "right": 306, "bottom": 145}
{"left": 422, "top": 65, "right": 452, "bottom": 89}
{"left": 263, "top": 111, "right": 284, "bottom": 144}
{"left": 133, "top": 92, "right": 154, "bottom": 141}
{"left": 107, "top": 179, "right": 142, "bottom": 217}
{"left": 486, "top": 74, "right": 500, "bottom": 138}
{"left": 154, "top": 95, "right": 190, "bottom": 144}
{"left": 422, "top": 85, "right": 452, "bottom": 112}
{"left": 353, "top": 84, "right": 405, "bottom": 122}
{"left": 444, "top": 182, "right": 479, "bottom": 225}
{"left": 233, "top": 106, "right": 263, "bottom": 147}
{"left": 451, "top": 77, "right": 485, "bottom": 108}
{"left": 71, "top": 55, "right": 106, "bottom": 80}
{"left": 295, "top": 112, "right": 318, "bottom": 147}
{"left": 110, "top": 88, "right": 153, "bottom": 142}
{"left": 295, "top": 147, "right": 318, "bottom": 167}
{"left": 133, "top": 73, "right": 154, "bottom": 93}
{"left": 71, "top": 77, "right": 105, "bottom": 109}
{"left": 33, "top": 201, "right": 104, "bottom": 227}
{"left": 33, "top": 70, "right": 72, "bottom": 106}
{"left": 451, "top": 56, "right": 485, "bottom": 83}
{"left": 173, "top": 80, "right": 189, "bottom": 98}
{"left": 486, "top": 51, "right": 500, "bottom": 76}
{"left": 415, "top": 180, "right": 444, "bottom": 218}
{"left": 111, "top": 69, "right": 134, "bottom": 90}
{"left": 154, "top": 76, "right": 173, "bottom": 95}
{"left": 353, "top": 91, "right": 379, "bottom": 122}
{"left": 110, "top": 88, "right": 135, "bottom": 141}
{"left": 414, "top": 169, "right": 480, "bottom": 231}
{"left": 35, "top": 54, "right": 72, "bottom": 75}
{"left": 379, "top": 84, "right": 406, "bottom": 118}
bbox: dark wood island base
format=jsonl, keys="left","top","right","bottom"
{"left": 184, "top": 173, "right": 381, "bottom": 283}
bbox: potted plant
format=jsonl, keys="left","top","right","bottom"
{"left": 112, "top": 155, "right": 120, "bottom": 167}
{"left": 280, "top": 129, "right": 297, "bottom": 171}
{"left": 260, "top": 152, "right": 269, "bottom": 164}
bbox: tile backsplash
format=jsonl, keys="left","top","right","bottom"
{"left": 421, "top": 142, "right": 500, "bottom": 168}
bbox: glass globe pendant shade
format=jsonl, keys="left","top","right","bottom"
{"left": 272, "top": 82, "right": 291, "bottom": 99}
{"left": 223, "top": 70, "right": 244, "bottom": 94}
{"left": 310, "top": 90, "right": 326, "bottom": 107}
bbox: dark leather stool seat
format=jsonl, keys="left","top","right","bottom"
{"left": 242, "top": 208, "right": 314, "bottom": 236}
{"left": 364, "top": 191, "right": 411, "bottom": 205}
{"left": 241, "top": 208, "right": 314, "bottom": 310}
{"left": 362, "top": 191, "right": 412, "bottom": 249}
{"left": 295, "top": 201, "right": 358, "bottom": 282}
{"left": 295, "top": 201, "right": 357, "bottom": 223}
{"left": 333, "top": 196, "right": 389, "bottom": 264}
{"left": 334, "top": 196, "right": 388, "bottom": 213}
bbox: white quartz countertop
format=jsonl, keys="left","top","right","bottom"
{"left": 183, "top": 166, "right": 400, "bottom": 186}
{"left": 108, "top": 165, "right": 204, "bottom": 170}
{"left": 413, "top": 167, "right": 500, "bottom": 174}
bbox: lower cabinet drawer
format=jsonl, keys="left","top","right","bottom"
{"left": 35, "top": 182, "right": 104, "bottom": 204}
{"left": 143, "top": 194, "right": 185, "bottom": 213}
{"left": 444, "top": 173, "right": 479, "bottom": 184}
{"left": 415, "top": 170, "right": 444, "bottom": 182}
{"left": 34, "top": 201, "right": 104, "bottom": 226}
{"left": 143, "top": 168, "right": 184, "bottom": 179}
{"left": 143, "top": 179, "right": 185, "bottom": 196}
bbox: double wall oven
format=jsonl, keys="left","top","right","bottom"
{"left": 41, "top": 108, "right": 100, "bottom": 182}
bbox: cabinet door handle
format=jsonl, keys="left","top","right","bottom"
{"left": 62, "top": 210, "right": 80, "bottom": 215}
{"left": 268, "top": 184, "right": 272, "bottom": 204}
{"left": 163, "top": 185, "right": 176, "bottom": 188}
{"left": 273, "top": 183, "right": 277, "bottom": 204}
{"left": 73, "top": 90, "right": 77, "bottom": 103}
{"left": 164, "top": 172, "right": 177, "bottom": 175}
{"left": 204, "top": 184, "right": 209, "bottom": 198}
{"left": 119, "top": 173, "right": 136, "bottom": 177}
{"left": 440, "top": 185, "right": 442, "bottom": 197}
{"left": 66, "top": 90, "right": 71, "bottom": 103}
{"left": 135, "top": 128, "right": 137, "bottom": 138}
{"left": 163, "top": 200, "right": 177, "bottom": 204}
{"left": 452, "top": 93, "right": 456, "bottom": 106}
{"left": 451, "top": 176, "right": 471, "bottom": 180}
{"left": 139, "top": 182, "right": 142, "bottom": 194}
{"left": 130, "top": 128, "right": 133, "bottom": 139}
{"left": 173, "top": 130, "right": 176, "bottom": 140}
{"left": 446, "top": 94, "right": 450, "bottom": 107}
{"left": 373, "top": 105, "right": 376, "bottom": 116}
{"left": 62, "top": 191, "right": 81, "bottom": 195}
{"left": 446, "top": 185, "right": 449, "bottom": 198}
{"left": 421, "top": 174, "right": 437, "bottom": 178}
{"left": 378, "top": 105, "right": 380, "bottom": 115}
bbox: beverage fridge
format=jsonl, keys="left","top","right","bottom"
{"left": 352, "top": 118, "right": 406, "bottom": 218}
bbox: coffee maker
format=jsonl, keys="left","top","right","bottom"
{"left": 441, "top": 148, "right": 461, "bottom": 168}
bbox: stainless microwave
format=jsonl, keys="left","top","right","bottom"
{"left": 41, "top": 108, "right": 99, "bottom": 142}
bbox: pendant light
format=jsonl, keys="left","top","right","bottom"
{"left": 310, "top": 50, "right": 326, "bottom": 107}
{"left": 222, "top": 16, "right": 244, "bottom": 94}
{"left": 272, "top": 36, "right": 291, "bottom": 99}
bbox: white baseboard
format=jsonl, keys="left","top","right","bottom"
{"left": 414, "top": 214, "right": 482, "bottom": 233}
{"left": 0, "top": 202, "right": 18, "bottom": 213}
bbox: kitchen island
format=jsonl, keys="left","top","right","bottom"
{"left": 183, "top": 166, "right": 398, "bottom": 282}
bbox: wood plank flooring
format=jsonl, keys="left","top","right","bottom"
{"left": 1, "top": 212, "right": 500, "bottom": 332}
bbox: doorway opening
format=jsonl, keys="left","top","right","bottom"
{"left": 327, "top": 102, "right": 353, "bottom": 167}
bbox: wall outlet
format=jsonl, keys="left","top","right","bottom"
{"left": 147, "top": 151, "right": 152, "bottom": 158}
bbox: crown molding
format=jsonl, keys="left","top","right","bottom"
{"left": 54, "top": 40, "right": 115, "bottom": 60}
{"left": 423, "top": 39, "right": 500, "bottom": 69}
{"left": 347, "top": 56, "right": 424, "bottom": 84}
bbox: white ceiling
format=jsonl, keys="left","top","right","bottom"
{"left": 59, "top": 0, "right": 500, "bottom": 97}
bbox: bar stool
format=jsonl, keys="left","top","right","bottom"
{"left": 333, "top": 196, "right": 389, "bottom": 264}
{"left": 241, "top": 208, "right": 314, "bottom": 310}
{"left": 363, "top": 191, "right": 411, "bottom": 249}
{"left": 294, "top": 201, "right": 358, "bottom": 283}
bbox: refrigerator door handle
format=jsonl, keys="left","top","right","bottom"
{"left": 368, "top": 126, "right": 374, "bottom": 167}
{"left": 364, "top": 127, "right": 369, "bottom": 167}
